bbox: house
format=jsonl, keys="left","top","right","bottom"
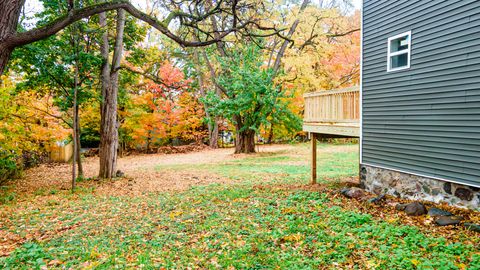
{"left": 305, "top": 0, "right": 480, "bottom": 209}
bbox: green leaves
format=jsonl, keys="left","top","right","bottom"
{"left": 201, "top": 44, "right": 301, "bottom": 135}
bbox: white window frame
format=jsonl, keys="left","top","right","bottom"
{"left": 387, "top": 31, "right": 411, "bottom": 72}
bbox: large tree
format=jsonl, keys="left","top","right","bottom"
{"left": 202, "top": 45, "right": 301, "bottom": 154}
{"left": 197, "top": 0, "right": 310, "bottom": 152}
{"left": 98, "top": 9, "right": 125, "bottom": 179}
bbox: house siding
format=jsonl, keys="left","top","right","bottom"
{"left": 361, "top": 0, "right": 480, "bottom": 187}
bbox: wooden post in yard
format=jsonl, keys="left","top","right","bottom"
{"left": 311, "top": 133, "right": 317, "bottom": 185}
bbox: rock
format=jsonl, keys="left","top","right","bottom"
{"left": 360, "top": 166, "right": 367, "bottom": 181}
{"left": 431, "top": 188, "right": 441, "bottom": 196}
{"left": 116, "top": 170, "right": 125, "bottom": 177}
{"left": 368, "top": 194, "right": 386, "bottom": 204}
{"left": 340, "top": 187, "right": 365, "bottom": 199}
{"left": 372, "top": 185, "right": 383, "bottom": 195}
{"left": 395, "top": 203, "right": 407, "bottom": 211}
{"left": 395, "top": 202, "right": 427, "bottom": 216}
{"left": 427, "top": 207, "right": 453, "bottom": 217}
{"left": 443, "top": 182, "right": 452, "bottom": 194}
{"left": 422, "top": 185, "right": 431, "bottom": 194}
{"left": 435, "top": 216, "right": 463, "bottom": 226}
{"left": 454, "top": 188, "right": 473, "bottom": 201}
{"left": 464, "top": 223, "right": 480, "bottom": 233}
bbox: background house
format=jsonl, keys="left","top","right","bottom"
{"left": 360, "top": 0, "right": 480, "bottom": 209}
{"left": 304, "top": 0, "right": 480, "bottom": 210}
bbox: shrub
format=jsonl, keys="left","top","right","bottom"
{"left": 0, "top": 150, "right": 20, "bottom": 184}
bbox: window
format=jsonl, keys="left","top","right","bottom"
{"left": 387, "top": 31, "right": 411, "bottom": 72}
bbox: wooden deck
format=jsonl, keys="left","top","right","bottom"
{"left": 303, "top": 86, "right": 360, "bottom": 137}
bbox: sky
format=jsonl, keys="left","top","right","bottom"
{"left": 352, "top": 0, "right": 361, "bottom": 10}
{"left": 25, "top": 0, "right": 363, "bottom": 14}
{"left": 23, "top": 0, "right": 362, "bottom": 27}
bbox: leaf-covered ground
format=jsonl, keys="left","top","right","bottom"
{"left": 1, "top": 143, "right": 479, "bottom": 269}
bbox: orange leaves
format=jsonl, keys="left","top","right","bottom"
{"left": 123, "top": 61, "right": 206, "bottom": 149}
{"left": 158, "top": 60, "right": 189, "bottom": 89}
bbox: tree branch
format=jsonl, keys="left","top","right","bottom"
{"left": 327, "top": 28, "right": 360, "bottom": 38}
{"left": 272, "top": 0, "right": 311, "bottom": 75}
{"left": 7, "top": 0, "right": 246, "bottom": 49}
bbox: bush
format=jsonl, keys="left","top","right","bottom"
{"left": 0, "top": 150, "right": 20, "bottom": 184}
{"left": 21, "top": 150, "right": 49, "bottom": 169}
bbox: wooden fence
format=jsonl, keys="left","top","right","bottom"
{"left": 49, "top": 142, "right": 73, "bottom": 162}
{"left": 303, "top": 86, "right": 360, "bottom": 124}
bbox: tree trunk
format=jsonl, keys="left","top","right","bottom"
{"left": 72, "top": 61, "right": 79, "bottom": 191}
{"left": 267, "top": 124, "right": 274, "bottom": 144}
{"left": 233, "top": 115, "right": 255, "bottom": 154}
{"left": 272, "top": 0, "right": 311, "bottom": 75}
{"left": 75, "top": 107, "right": 84, "bottom": 177}
{"left": 210, "top": 119, "right": 219, "bottom": 148}
{"left": 0, "top": 0, "right": 24, "bottom": 75}
{"left": 235, "top": 128, "right": 256, "bottom": 154}
{"left": 0, "top": 46, "right": 13, "bottom": 78}
{"left": 146, "top": 131, "right": 151, "bottom": 153}
{"left": 98, "top": 9, "right": 125, "bottom": 179}
{"left": 99, "top": 79, "right": 119, "bottom": 178}
{"left": 98, "top": 11, "right": 111, "bottom": 178}
{"left": 192, "top": 47, "right": 219, "bottom": 148}
{"left": 71, "top": 20, "right": 82, "bottom": 190}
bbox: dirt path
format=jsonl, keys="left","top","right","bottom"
{"left": 12, "top": 144, "right": 306, "bottom": 195}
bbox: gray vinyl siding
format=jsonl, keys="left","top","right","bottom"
{"left": 361, "top": 0, "right": 480, "bottom": 187}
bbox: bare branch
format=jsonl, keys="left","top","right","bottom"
{"left": 7, "top": 0, "right": 246, "bottom": 49}
{"left": 327, "top": 28, "right": 360, "bottom": 38}
{"left": 272, "top": 0, "right": 311, "bottom": 74}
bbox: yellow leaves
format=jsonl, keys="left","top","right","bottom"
{"left": 281, "top": 6, "right": 360, "bottom": 93}
{"left": 233, "top": 198, "right": 250, "bottom": 203}
{"left": 281, "top": 207, "right": 296, "bottom": 214}
{"left": 410, "top": 259, "right": 422, "bottom": 267}
{"left": 169, "top": 211, "right": 183, "bottom": 220}
{"left": 386, "top": 217, "right": 398, "bottom": 223}
{"left": 0, "top": 89, "right": 70, "bottom": 154}
{"left": 282, "top": 233, "right": 304, "bottom": 242}
{"left": 366, "top": 259, "right": 380, "bottom": 269}
{"left": 311, "top": 220, "right": 328, "bottom": 230}
{"left": 89, "top": 247, "right": 102, "bottom": 259}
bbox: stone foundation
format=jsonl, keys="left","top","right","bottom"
{"left": 360, "top": 165, "right": 480, "bottom": 210}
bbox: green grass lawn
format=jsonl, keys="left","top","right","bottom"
{"left": 1, "top": 143, "right": 479, "bottom": 269}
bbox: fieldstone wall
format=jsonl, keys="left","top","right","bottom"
{"left": 360, "top": 165, "right": 480, "bottom": 210}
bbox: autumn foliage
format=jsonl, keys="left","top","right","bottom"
{"left": 123, "top": 61, "right": 207, "bottom": 151}
{"left": 0, "top": 78, "right": 70, "bottom": 181}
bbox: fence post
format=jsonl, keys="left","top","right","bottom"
{"left": 311, "top": 133, "right": 317, "bottom": 185}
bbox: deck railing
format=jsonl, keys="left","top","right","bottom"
{"left": 303, "top": 86, "right": 360, "bottom": 124}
